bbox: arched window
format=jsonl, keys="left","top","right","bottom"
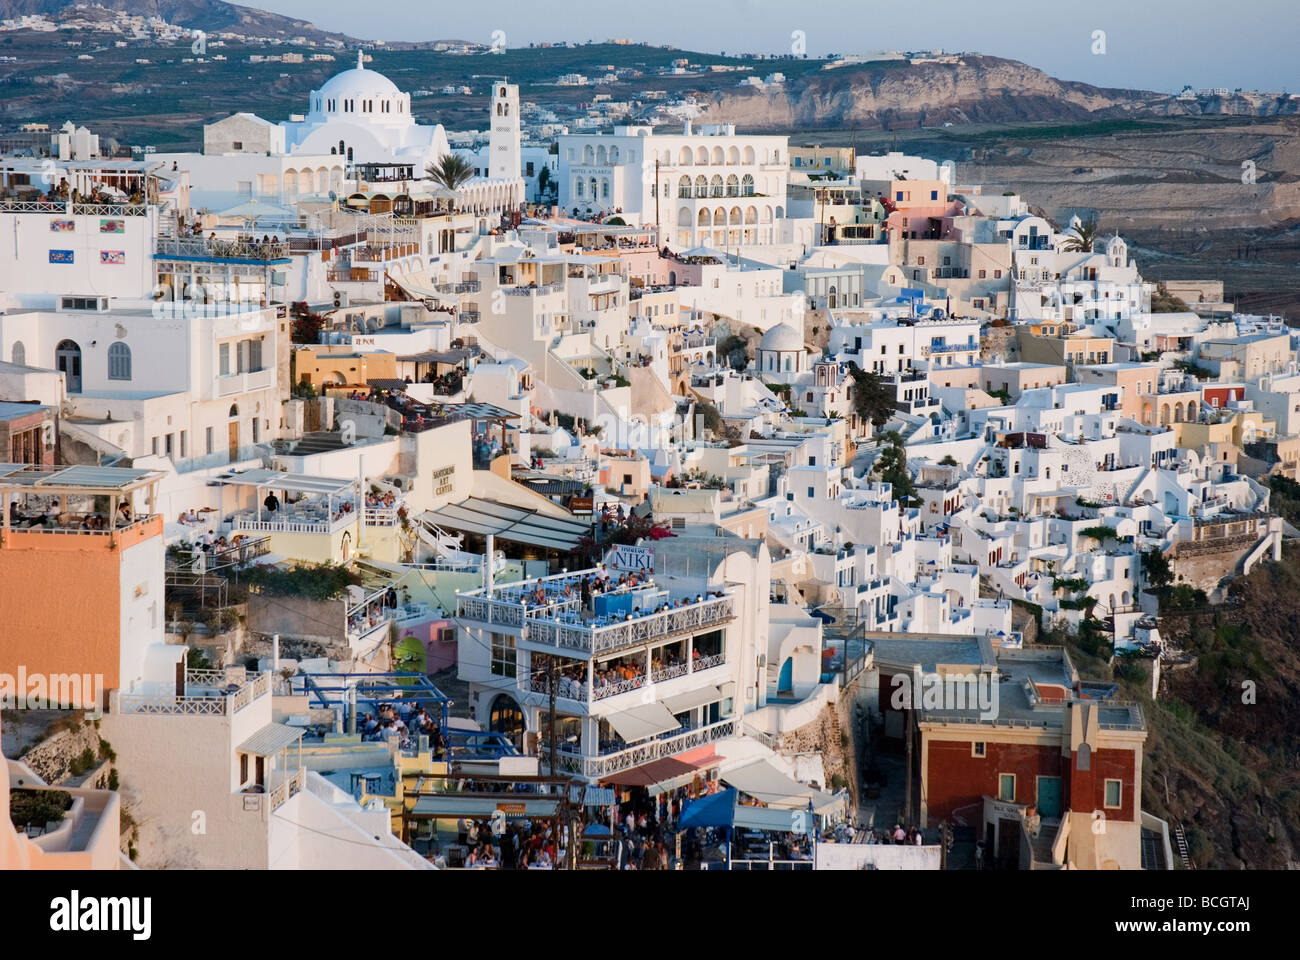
{"left": 679, "top": 147, "right": 693, "bottom": 165}
{"left": 710, "top": 175, "right": 723, "bottom": 198}
{"left": 678, "top": 175, "right": 691, "bottom": 198}
{"left": 56, "top": 339, "right": 82, "bottom": 393}
{"left": 10, "top": 341, "right": 24, "bottom": 366}
{"left": 726, "top": 174, "right": 739, "bottom": 197}
{"left": 228, "top": 404, "right": 239, "bottom": 418}
{"left": 694, "top": 175, "right": 707, "bottom": 198}
{"left": 346, "top": 147, "right": 353, "bottom": 162}
{"left": 741, "top": 173, "right": 755, "bottom": 196}
{"left": 609, "top": 146, "right": 620, "bottom": 163}
{"left": 596, "top": 146, "right": 608, "bottom": 165}
{"left": 107, "top": 342, "right": 131, "bottom": 380}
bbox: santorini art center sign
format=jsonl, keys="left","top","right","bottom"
{"left": 607, "top": 543, "right": 654, "bottom": 573}
{"left": 433, "top": 464, "right": 455, "bottom": 496}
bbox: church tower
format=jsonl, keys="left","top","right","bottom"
{"left": 488, "top": 81, "right": 521, "bottom": 180}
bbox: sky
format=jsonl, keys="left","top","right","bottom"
{"left": 252, "top": 0, "right": 1299, "bottom": 94}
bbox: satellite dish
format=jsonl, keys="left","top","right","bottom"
{"left": 932, "top": 308, "right": 946, "bottom": 320}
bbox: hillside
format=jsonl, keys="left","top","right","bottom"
{"left": 696, "top": 55, "right": 1300, "bottom": 132}
{"left": 1125, "top": 548, "right": 1300, "bottom": 868}
{"left": 0, "top": 0, "right": 359, "bottom": 44}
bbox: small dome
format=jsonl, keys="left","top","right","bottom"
{"left": 760, "top": 323, "right": 803, "bottom": 352}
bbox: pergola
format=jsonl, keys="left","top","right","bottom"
{"left": 0, "top": 463, "right": 163, "bottom": 536}
{"left": 209, "top": 468, "right": 359, "bottom": 524}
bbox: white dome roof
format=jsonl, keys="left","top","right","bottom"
{"left": 317, "top": 54, "right": 402, "bottom": 100}
{"left": 760, "top": 323, "right": 803, "bottom": 352}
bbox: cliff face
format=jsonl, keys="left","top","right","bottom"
{"left": 697, "top": 56, "right": 1300, "bottom": 131}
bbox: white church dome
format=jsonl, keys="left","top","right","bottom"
{"left": 760, "top": 323, "right": 803, "bottom": 352}
{"left": 317, "top": 53, "right": 402, "bottom": 100}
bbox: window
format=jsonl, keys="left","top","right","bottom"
{"left": 807, "top": 486, "right": 815, "bottom": 498}
{"left": 972, "top": 741, "right": 986, "bottom": 758}
{"left": 994, "top": 270, "right": 1002, "bottom": 279}
{"left": 930, "top": 190, "right": 938, "bottom": 201}
{"left": 916, "top": 256, "right": 925, "bottom": 265}
{"left": 490, "top": 633, "right": 516, "bottom": 678}
{"left": 998, "top": 774, "right": 1016, "bottom": 802}
{"left": 249, "top": 337, "right": 263, "bottom": 371}
{"left": 151, "top": 436, "right": 160, "bottom": 456}
{"left": 219, "top": 342, "right": 231, "bottom": 377}
{"left": 107, "top": 341, "right": 131, "bottom": 380}
{"left": 205, "top": 426, "right": 214, "bottom": 455}
{"left": 1104, "top": 779, "right": 1122, "bottom": 808}
{"left": 180, "top": 431, "right": 188, "bottom": 458}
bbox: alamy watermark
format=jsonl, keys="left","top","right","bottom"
{"left": 0, "top": 666, "right": 104, "bottom": 715}
{"left": 889, "top": 664, "right": 999, "bottom": 721}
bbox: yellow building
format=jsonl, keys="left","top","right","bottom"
{"left": 294, "top": 345, "right": 398, "bottom": 392}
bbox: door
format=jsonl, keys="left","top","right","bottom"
{"left": 254, "top": 755, "right": 265, "bottom": 790}
{"left": 997, "top": 818, "right": 1020, "bottom": 869}
{"left": 778, "top": 657, "right": 793, "bottom": 694}
{"left": 56, "top": 340, "right": 82, "bottom": 393}
{"left": 1036, "top": 776, "right": 1062, "bottom": 819}
{"left": 228, "top": 420, "right": 239, "bottom": 460}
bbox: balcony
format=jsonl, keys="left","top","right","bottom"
{"left": 116, "top": 670, "right": 270, "bottom": 717}
{"left": 552, "top": 718, "right": 736, "bottom": 779}
{"left": 216, "top": 367, "right": 274, "bottom": 398}
{"left": 1, "top": 199, "right": 148, "bottom": 216}
{"left": 523, "top": 596, "right": 733, "bottom": 657}
{"left": 155, "top": 236, "right": 290, "bottom": 264}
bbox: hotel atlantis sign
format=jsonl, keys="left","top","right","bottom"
{"left": 432, "top": 464, "right": 455, "bottom": 497}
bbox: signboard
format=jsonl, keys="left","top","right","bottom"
{"left": 495, "top": 803, "right": 526, "bottom": 815}
{"left": 49, "top": 249, "right": 74, "bottom": 264}
{"left": 432, "top": 464, "right": 455, "bottom": 497}
{"left": 606, "top": 543, "right": 653, "bottom": 573}
{"left": 100, "top": 250, "right": 125, "bottom": 265}
{"left": 569, "top": 496, "right": 594, "bottom": 515}
{"left": 99, "top": 218, "right": 125, "bottom": 234}
{"left": 50, "top": 219, "right": 75, "bottom": 233}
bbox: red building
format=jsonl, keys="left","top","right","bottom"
{"left": 870, "top": 634, "right": 1153, "bottom": 869}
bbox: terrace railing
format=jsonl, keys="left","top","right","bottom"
{"left": 553, "top": 718, "right": 736, "bottom": 779}
{"left": 521, "top": 596, "right": 733, "bottom": 657}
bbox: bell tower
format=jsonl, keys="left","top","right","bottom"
{"left": 488, "top": 80, "right": 521, "bottom": 181}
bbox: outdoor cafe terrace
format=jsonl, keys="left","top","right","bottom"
{"left": 456, "top": 568, "right": 734, "bottom": 659}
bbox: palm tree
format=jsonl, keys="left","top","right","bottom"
{"left": 424, "top": 153, "right": 476, "bottom": 192}
{"left": 1062, "top": 219, "right": 1099, "bottom": 253}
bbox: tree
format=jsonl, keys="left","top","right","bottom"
{"left": 847, "top": 364, "right": 895, "bottom": 430}
{"left": 1142, "top": 547, "right": 1173, "bottom": 589}
{"left": 536, "top": 166, "right": 552, "bottom": 196}
{"left": 695, "top": 401, "right": 722, "bottom": 435}
{"left": 872, "top": 431, "right": 915, "bottom": 501}
{"left": 425, "top": 153, "right": 476, "bottom": 193}
{"left": 1062, "top": 219, "right": 1099, "bottom": 253}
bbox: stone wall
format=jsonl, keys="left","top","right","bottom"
{"left": 17, "top": 716, "right": 102, "bottom": 785}
{"left": 1169, "top": 542, "right": 1256, "bottom": 597}
{"left": 776, "top": 698, "right": 859, "bottom": 804}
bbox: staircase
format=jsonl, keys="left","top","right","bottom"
{"left": 282, "top": 431, "right": 351, "bottom": 456}
{"left": 1172, "top": 822, "right": 1194, "bottom": 869}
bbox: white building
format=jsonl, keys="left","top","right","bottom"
{"left": 558, "top": 123, "right": 789, "bottom": 247}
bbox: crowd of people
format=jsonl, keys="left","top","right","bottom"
{"left": 864, "top": 823, "right": 926, "bottom": 846}
{"left": 360, "top": 701, "right": 444, "bottom": 752}
{"left": 455, "top": 817, "right": 561, "bottom": 869}
{"left": 364, "top": 490, "right": 398, "bottom": 511}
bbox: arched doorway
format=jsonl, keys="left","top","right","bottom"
{"left": 778, "top": 656, "right": 793, "bottom": 694}
{"left": 227, "top": 403, "right": 240, "bottom": 459}
{"left": 341, "top": 531, "right": 352, "bottom": 562}
{"left": 488, "top": 694, "right": 526, "bottom": 749}
{"left": 56, "top": 339, "right": 82, "bottom": 393}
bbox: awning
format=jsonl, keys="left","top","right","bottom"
{"left": 733, "top": 804, "right": 808, "bottom": 832}
{"left": 409, "top": 796, "right": 563, "bottom": 819}
{"left": 602, "top": 756, "right": 697, "bottom": 788}
{"left": 423, "top": 496, "right": 590, "bottom": 551}
{"left": 662, "top": 686, "right": 722, "bottom": 715}
{"left": 237, "top": 723, "right": 304, "bottom": 757}
{"left": 366, "top": 378, "right": 410, "bottom": 392}
{"left": 211, "top": 468, "right": 355, "bottom": 495}
{"left": 605, "top": 702, "right": 680, "bottom": 743}
{"left": 721, "top": 760, "right": 817, "bottom": 809}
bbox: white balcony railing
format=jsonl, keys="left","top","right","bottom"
{"left": 518, "top": 596, "right": 734, "bottom": 658}
{"left": 216, "top": 367, "right": 274, "bottom": 397}
{"left": 553, "top": 718, "right": 737, "bottom": 779}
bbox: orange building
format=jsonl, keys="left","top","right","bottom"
{"left": 0, "top": 464, "right": 165, "bottom": 707}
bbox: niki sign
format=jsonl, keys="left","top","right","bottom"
{"left": 606, "top": 543, "right": 654, "bottom": 573}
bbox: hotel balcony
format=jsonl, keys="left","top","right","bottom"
{"left": 457, "top": 570, "right": 734, "bottom": 659}
{"left": 551, "top": 718, "right": 736, "bottom": 780}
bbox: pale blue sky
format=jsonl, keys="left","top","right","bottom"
{"left": 255, "top": 0, "right": 1297, "bottom": 93}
